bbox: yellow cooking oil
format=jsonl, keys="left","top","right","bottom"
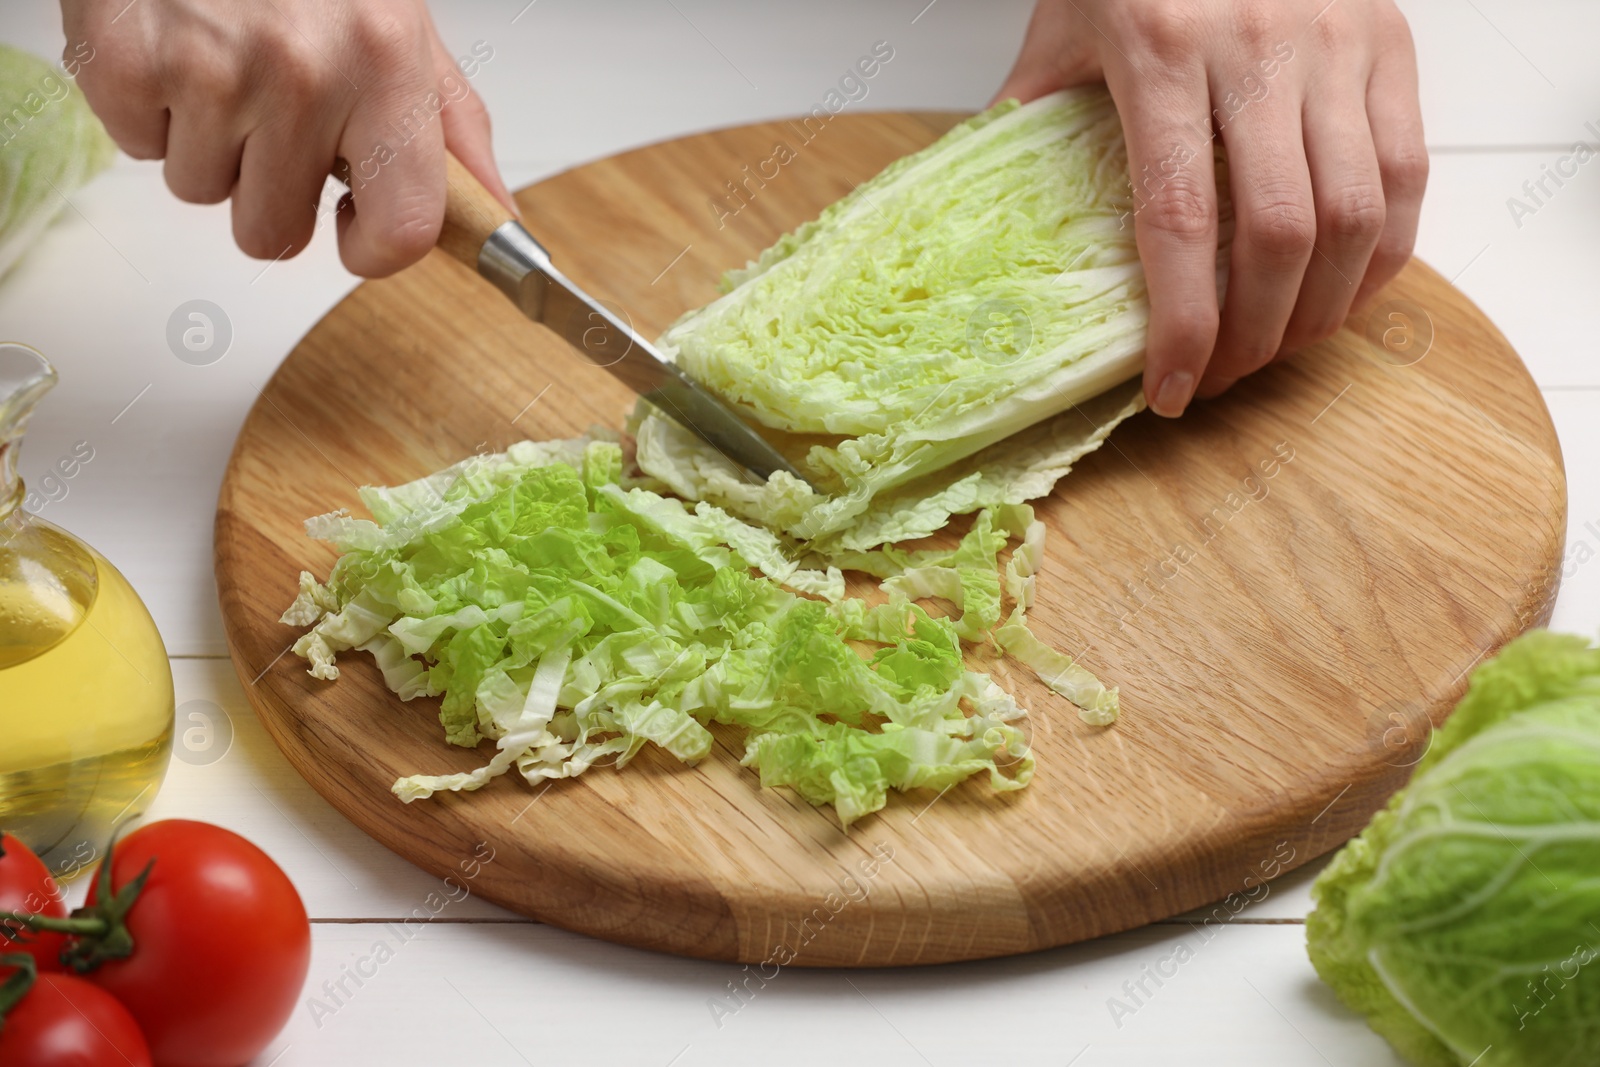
{"left": 0, "top": 343, "right": 174, "bottom": 874}
{"left": 0, "top": 522, "right": 175, "bottom": 871}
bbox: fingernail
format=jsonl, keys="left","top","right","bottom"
{"left": 1151, "top": 371, "right": 1195, "bottom": 417}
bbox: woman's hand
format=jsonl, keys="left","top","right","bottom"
{"left": 997, "top": 0, "right": 1428, "bottom": 415}
{"left": 60, "top": 0, "right": 516, "bottom": 277}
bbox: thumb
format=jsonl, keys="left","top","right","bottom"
{"left": 428, "top": 30, "right": 518, "bottom": 217}
{"left": 992, "top": 1, "right": 1104, "bottom": 105}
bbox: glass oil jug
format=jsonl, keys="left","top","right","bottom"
{"left": 0, "top": 343, "right": 173, "bottom": 874}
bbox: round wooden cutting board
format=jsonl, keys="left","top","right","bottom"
{"left": 216, "top": 112, "right": 1564, "bottom": 967}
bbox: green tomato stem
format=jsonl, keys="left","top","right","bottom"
{"left": 0, "top": 911, "right": 110, "bottom": 936}
{"left": 0, "top": 953, "right": 38, "bottom": 1031}
{"left": 58, "top": 850, "right": 155, "bottom": 975}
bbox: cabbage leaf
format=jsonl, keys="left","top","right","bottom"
{"left": 1307, "top": 631, "right": 1600, "bottom": 1067}
{"left": 0, "top": 45, "right": 116, "bottom": 280}
{"left": 283, "top": 438, "right": 1034, "bottom": 826}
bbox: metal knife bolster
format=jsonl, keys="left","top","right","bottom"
{"left": 477, "top": 220, "right": 658, "bottom": 395}
{"left": 474, "top": 221, "right": 807, "bottom": 485}
{"left": 479, "top": 220, "right": 553, "bottom": 303}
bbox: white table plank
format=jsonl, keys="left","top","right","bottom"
{"left": 1412, "top": 150, "right": 1600, "bottom": 390}
{"left": 429, "top": 0, "right": 1036, "bottom": 175}
{"left": 136, "top": 659, "right": 519, "bottom": 919}
{"left": 1545, "top": 390, "right": 1600, "bottom": 636}
{"left": 252, "top": 921, "right": 1403, "bottom": 1067}
{"left": 1401, "top": 0, "right": 1600, "bottom": 148}
{"left": 0, "top": 163, "right": 359, "bottom": 658}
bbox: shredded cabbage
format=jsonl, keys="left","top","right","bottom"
{"left": 284, "top": 438, "right": 1036, "bottom": 826}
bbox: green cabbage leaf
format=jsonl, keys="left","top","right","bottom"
{"left": 0, "top": 45, "right": 116, "bottom": 280}
{"left": 283, "top": 437, "right": 1034, "bottom": 826}
{"left": 1307, "top": 630, "right": 1600, "bottom": 1067}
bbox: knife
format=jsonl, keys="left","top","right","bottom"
{"left": 432, "top": 153, "right": 807, "bottom": 486}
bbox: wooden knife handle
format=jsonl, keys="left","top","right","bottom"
{"left": 437, "top": 151, "right": 518, "bottom": 270}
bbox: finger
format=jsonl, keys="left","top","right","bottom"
{"left": 1199, "top": 90, "right": 1314, "bottom": 396}
{"left": 64, "top": 18, "right": 168, "bottom": 160}
{"left": 991, "top": 0, "right": 1099, "bottom": 104}
{"left": 1105, "top": 61, "right": 1220, "bottom": 418}
{"left": 229, "top": 34, "right": 347, "bottom": 261}
{"left": 428, "top": 31, "right": 517, "bottom": 216}
{"left": 232, "top": 117, "right": 339, "bottom": 261}
{"left": 86, "top": 98, "right": 169, "bottom": 163}
{"left": 1277, "top": 87, "right": 1384, "bottom": 352}
{"left": 335, "top": 66, "right": 447, "bottom": 277}
{"left": 163, "top": 71, "right": 246, "bottom": 204}
{"left": 1356, "top": 28, "right": 1427, "bottom": 308}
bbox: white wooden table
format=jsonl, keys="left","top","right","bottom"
{"left": 1, "top": 2, "right": 1592, "bottom": 1063}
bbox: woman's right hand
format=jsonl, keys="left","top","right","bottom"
{"left": 61, "top": 0, "right": 516, "bottom": 277}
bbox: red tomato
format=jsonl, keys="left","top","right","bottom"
{"left": 83, "top": 821, "right": 310, "bottom": 1067}
{"left": 0, "top": 970, "right": 152, "bottom": 1067}
{"left": 0, "top": 833, "right": 67, "bottom": 973}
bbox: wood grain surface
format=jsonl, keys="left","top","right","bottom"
{"left": 214, "top": 112, "right": 1564, "bottom": 967}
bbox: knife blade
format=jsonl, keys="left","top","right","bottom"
{"left": 434, "top": 153, "right": 807, "bottom": 486}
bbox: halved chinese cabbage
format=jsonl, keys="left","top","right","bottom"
{"left": 641, "top": 87, "right": 1221, "bottom": 548}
